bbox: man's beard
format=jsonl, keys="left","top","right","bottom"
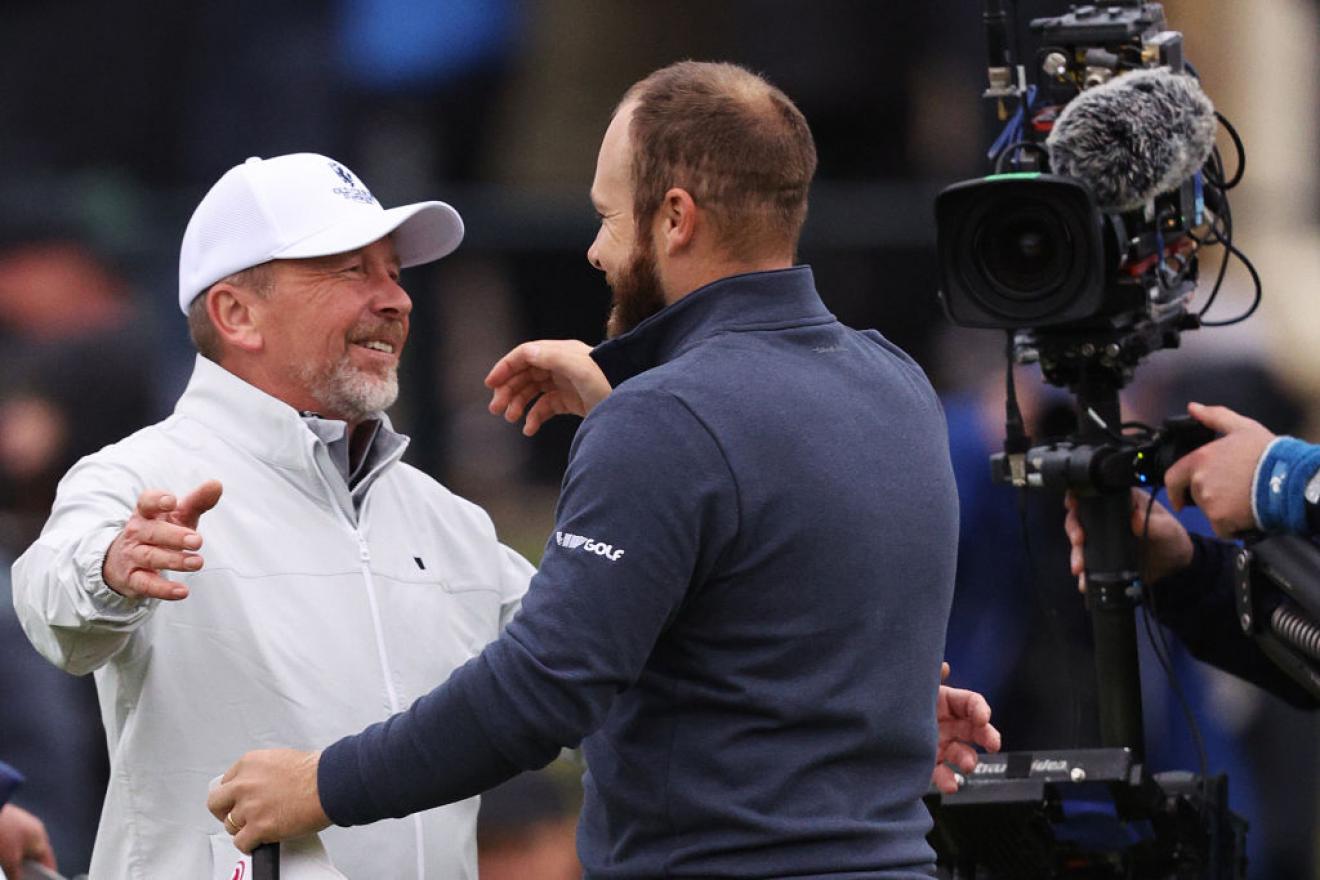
{"left": 605, "top": 238, "right": 667, "bottom": 339}
{"left": 298, "top": 333, "right": 401, "bottom": 423}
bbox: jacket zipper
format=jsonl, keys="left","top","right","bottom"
{"left": 353, "top": 529, "right": 428, "bottom": 880}
{"left": 310, "top": 448, "right": 431, "bottom": 880}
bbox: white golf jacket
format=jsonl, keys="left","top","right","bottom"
{"left": 12, "top": 356, "right": 532, "bottom": 880}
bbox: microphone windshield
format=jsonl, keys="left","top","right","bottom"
{"left": 1045, "top": 68, "right": 1216, "bottom": 212}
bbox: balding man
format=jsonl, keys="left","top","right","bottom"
{"left": 12, "top": 154, "right": 532, "bottom": 878}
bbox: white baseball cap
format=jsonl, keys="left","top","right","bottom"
{"left": 178, "top": 153, "right": 464, "bottom": 314}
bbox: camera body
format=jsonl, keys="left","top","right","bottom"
{"left": 937, "top": 3, "right": 1200, "bottom": 337}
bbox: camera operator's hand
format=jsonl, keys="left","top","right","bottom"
{"left": 1164, "top": 402, "right": 1275, "bottom": 538}
{"left": 1065, "top": 490, "right": 1193, "bottom": 592}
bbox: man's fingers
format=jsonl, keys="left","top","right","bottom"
{"left": 125, "top": 569, "right": 190, "bottom": 601}
{"left": 1164, "top": 456, "right": 1192, "bottom": 510}
{"left": 504, "top": 383, "right": 549, "bottom": 424}
{"left": 233, "top": 824, "right": 264, "bottom": 855}
{"left": 974, "top": 721, "right": 1003, "bottom": 753}
{"left": 136, "top": 519, "right": 203, "bottom": 551}
{"left": 206, "top": 780, "right": 235, "bottom": 823}
{"left": 135, "top": 489, "right": 178, "bottom": 519}
{"left": 523, "top": 396, "right": 573, "bottom": 437}
{"left": 1064, "top": 508, "right": 1085, "bottom": 576}
{"left": 931, "top": 763, "right": 961, "bottom": 795}
{"left": 176, "top": 480, "right": 223, "bottom": 527}
{"left": 940, "top": 661, "right": 950, "bottom": 684}
{"left": 1187, "top": 401, "right": 1252, "bottom": 435}
{"left": 941, "top": 741, "right": 980, "bottom": 773}
{"left": 132, "top": 543, "right": 203, "bottom": 574}
{"left": 488, "top": 369, "right": 546, "bottom": 416}
{"left": 32, "top": 838, "right": 57, "bottom": 870}
{"left": 1063, "top": 509, "right": 1083, "bottom": 545}
{"left": 941, "top": 687, "right": 992, "bottom": 726}
{"left": 484, "top": 342, "right": 544, "bottom": 389}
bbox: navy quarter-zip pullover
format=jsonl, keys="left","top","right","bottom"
{"left": 319, "top": 266, "right": 960, "bottom": 878}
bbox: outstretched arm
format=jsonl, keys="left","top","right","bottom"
{"left": 12, "top": 460, "right": 223, "bottom": 675}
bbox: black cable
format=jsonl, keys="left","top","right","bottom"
{"left": 1196, "top": 110, "right": 1251, "bottom": 320}
{"left": 993, "top": 140, "right": 1049, "bottom": 174}
{"left": 1003, "top": 332, "right": 1029, "bottom": 453}
{"left": 1192, "top": 208, "right": 1233, "bottom": 318}
{"left": 1200, "top": 237, "right": 1263, "bottom": 326}
{"left": 1212, "top": 113, "right": 1246, "bottom": 190}
{"left": 1137, "top": 490, "right": 1212, "bottom": 813}
{"left": 1003, "top": 332, "right": 1082, "bottom": 746}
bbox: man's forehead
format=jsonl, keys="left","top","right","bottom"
{"left": 593, "top": 103, "right": 636, "bottom": 203}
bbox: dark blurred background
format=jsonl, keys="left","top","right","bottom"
{"left": 1, "top": 1, "right": 1318, "bottom": 876}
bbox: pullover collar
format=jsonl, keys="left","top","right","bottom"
{"left": 590, "top": 266, "right": 833, "bottom": 387}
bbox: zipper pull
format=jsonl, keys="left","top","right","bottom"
{"left": 356, "top": 532, "right": 371, "bottom": 563}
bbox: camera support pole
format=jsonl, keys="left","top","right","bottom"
{"left": 1072, "top": 369, "right": 1146, "bottom": 760}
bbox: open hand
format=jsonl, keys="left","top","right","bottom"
{"left": 933, "top": 662, "right": 1001, "bottom": 794}
{"left": 485, "top": 340, "right": 612, "bottom": 436}
{"left": 103, "top": 479, "right": 223, "bottom": 600}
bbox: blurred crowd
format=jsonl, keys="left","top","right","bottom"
{"left": 1, "top": 0, "right": 1318, "bottom": 876}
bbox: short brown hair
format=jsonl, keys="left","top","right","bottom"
{"left": 186, "top": 263, "right": 273, "bottom": 361}
{"left": 621, "top": 61, "right": 817, "bottom": 260}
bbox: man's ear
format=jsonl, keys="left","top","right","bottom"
{"left": 658, "top": 187, "right": 699, "bottom": 257}
{"left": 207, "top": 284, "right": 264, "bottom": 353}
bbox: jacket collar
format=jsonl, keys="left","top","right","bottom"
{"left": 590, "top": 266, "right": 833, "bottom": 387}
{"left": 172, "top": 355, "right": 406, "bottom": 475}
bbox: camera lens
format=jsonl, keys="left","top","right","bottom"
{"left": 973, "top": 205, "right": 1071, "bottom": 300}
{"left": 936, "top": 174, "right": 1106, "bottom": 328}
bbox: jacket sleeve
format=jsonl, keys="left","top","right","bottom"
{"left": 11, "top": 453, "right": 156, "bottom": 676}
{"left": 495, "top": 544, "right": 534, "bottom": 630}
{"left": 318, "top": 389, "right": 739, "bottom": 825}
{"left": 1151, "top": 533, "right": 1318, "bottom": 709}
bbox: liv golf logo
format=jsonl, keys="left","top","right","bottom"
{"left": 556, "top": 531, "right": 626, "bottom": 562}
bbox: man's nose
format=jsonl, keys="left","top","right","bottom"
{"left": 374, "top": 275, "right": 412, "bottom": 317}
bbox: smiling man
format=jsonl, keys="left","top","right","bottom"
{"left": 210, "top": 65, "right": 974, "bottom": 879}
{"left": 11, "top": 154, "right": 533, "bottom": 879}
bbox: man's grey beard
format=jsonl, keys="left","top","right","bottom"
{"left": 299, "top": 356, "right": 399, "bottom": 423}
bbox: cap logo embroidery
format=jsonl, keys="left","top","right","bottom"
{"left": 328, "top": 161, "right": 378, "bottom": 206}
{"left": 330, "top": 162, "right": 355, "bottom": 187}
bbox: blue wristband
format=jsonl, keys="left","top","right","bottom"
{"left": 1254, "top": 437, "right": 1320, "bottom": 533}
